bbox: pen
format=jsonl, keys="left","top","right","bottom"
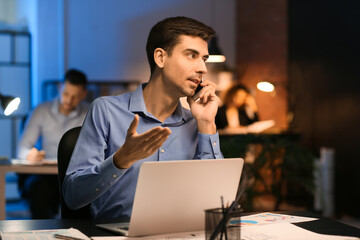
{"left": 210, "top": 186, "right": 246, "bottom": 240}
{"left": 53, "top": 233, "right": 87, "bottom": 240}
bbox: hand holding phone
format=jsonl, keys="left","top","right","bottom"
{"left": 191, "top": 78, "right": 203, "bottom": 102}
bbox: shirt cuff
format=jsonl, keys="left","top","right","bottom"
{"left": 97, "top": 154, "right": 128, "bottom": 187}
{"left": 17, "top": 147, "right": 30, "bottom": 160}
{"left": 197, "top": 131, "right": 223, "bottom": 159}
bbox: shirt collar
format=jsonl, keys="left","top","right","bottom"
{"left": 129, "top": 83, "right": 148, "bottom": 116}
{"left": 129, "top": 83, "right": 192, "bottom": 124}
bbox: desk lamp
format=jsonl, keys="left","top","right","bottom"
{"left": 257, "top": 81, "right": 275, "bottom": 92}
{"left": 0, "top": 93, "right": 20, "bottom": 116}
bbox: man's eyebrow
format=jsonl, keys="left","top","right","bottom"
{"left": 184, "top": 48, "right": 209, "bottom": 59}
{"left": 184, "top": 48, "right": 200, "bottom": 55}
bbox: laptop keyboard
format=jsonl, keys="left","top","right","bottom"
{"left": 116, "top": 226, "right": 129, "bottom": 231}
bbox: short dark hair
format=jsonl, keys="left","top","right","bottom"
{"left": 64, "top": 69, "right": 88, "bottom": 88}
{"left": 146, "top": 16, "right": 215, "bottom": 75}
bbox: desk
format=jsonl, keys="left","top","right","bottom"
{"left": 0, "top": 163, "right": 58, "bottom": 220}
{"left": 0, "top": 212, "right": 359, "bottom": 238}
{"left": 0, "top": 218, "right": 116, "bottom": 237}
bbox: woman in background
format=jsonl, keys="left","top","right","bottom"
{"left": 216, "top": 84, "right": 258, "bottom": 129}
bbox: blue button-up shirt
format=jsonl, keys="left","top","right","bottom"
{"left": 63, "top": 84, "right": 223, "bottom": 219}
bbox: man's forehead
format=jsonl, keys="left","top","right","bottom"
{"left": 175, "top": 35, "right": 209, "bottom": 52}
{"left": 177, "top": 35, "right": 207, "bottom": 44}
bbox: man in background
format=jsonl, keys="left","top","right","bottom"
{"left": 17, "top": 69, "right": 88, "bottom": 219}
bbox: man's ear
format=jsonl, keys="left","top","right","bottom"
{"left": 154, "top": 48, "right": 166, "bottom": 69}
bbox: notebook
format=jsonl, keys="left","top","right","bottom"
{"left": 96, "top": 158, "right": 244, "bottom": 237}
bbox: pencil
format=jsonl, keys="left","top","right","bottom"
{"left": 53, "top": 233, "right": 87, "bottom": 240}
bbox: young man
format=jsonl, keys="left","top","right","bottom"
{"left": 17, "top": 69, "right": 88, "bottom": 219}
{"left": 63, "top": 16, "right": 223, "bottom": 219}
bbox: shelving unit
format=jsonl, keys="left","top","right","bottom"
{"left": 0, "top": 31, "right": 32, "bottom": 219}
{"left": 0, "top": 31, "right": 31, "bottom": 158}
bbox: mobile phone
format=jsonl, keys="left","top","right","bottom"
{"left": 191, "top": 78, "right": 203, "bottom": 102}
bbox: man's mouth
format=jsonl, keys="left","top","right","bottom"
{"left": 188, "top": 78, "right": 201, "bottom": 85}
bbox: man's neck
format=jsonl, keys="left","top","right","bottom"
{"left": 143, "top": 75, "right": 180, "bottom": 122}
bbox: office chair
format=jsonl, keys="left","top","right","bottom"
{"left": 57, "top": 126, "right": 92, "bottom": 219}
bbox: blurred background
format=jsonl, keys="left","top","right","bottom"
{"left": 0, "top": 0, "right": 359, "bottom": 222}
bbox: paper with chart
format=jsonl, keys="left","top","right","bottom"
{"left": 241, "top": 222, "right": 359, "bottom": 240}
{"left": 91, "top": 223, "right": 359, "bottom": 240}
{"left": 229, "top": 212, "right": 318, "bottom": 226}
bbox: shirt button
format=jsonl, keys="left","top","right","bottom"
{"left": 113, "top": 174, "right": 117, "bottom": 178}
{"left": 161, "top": 149, "right": 165, "bottom": 153}
{"left": 213, "top": 142, "right": 217, "bottom": 146}
{"left": 95, "top": 188, "right": 99, "bottom": 192}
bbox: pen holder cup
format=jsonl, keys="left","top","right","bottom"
{"left": 205, "top": 208, "right": 241, "bottom": 240}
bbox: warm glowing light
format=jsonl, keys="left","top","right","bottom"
{"left": 257, "top": 82, "right": 275, "bottom": 92}
{"left": 207, "top": 55, "right": 226, "bottom": 63}
{"left": 4, "top": 97, "right": 20, "bottom": 116}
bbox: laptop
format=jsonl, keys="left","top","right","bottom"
{"left": 97, "top": 158, "right": 244, "bottom": 237}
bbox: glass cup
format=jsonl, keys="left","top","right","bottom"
{"left": 204, "top": 207, "right": 241, "bottom": 240}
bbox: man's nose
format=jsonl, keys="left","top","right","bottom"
{"left": 196, "top": 60, "right": 207, "bottom": 75}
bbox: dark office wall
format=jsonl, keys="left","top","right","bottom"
{"left": 289, "top": 1, "right": 360, "bottom": 216}
{"left": 235, "top": 0, "right": 288, "bottom": 130}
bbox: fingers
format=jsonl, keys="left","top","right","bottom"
{"left": 245, "top": 95, "right": 258, "bottom": 112}
{"left": 199, "top": 86, "right": 213, "bottom": 103}
{"left": 27, "top": 148, "right": 46, "bottom": 162}
{"left": 143, "top": 128, "right": 170, "bottom": 145}
{"left": 114, "top": 116, "right": 172, "bottom": 169}
{"left": 143, "top": 132, "right": 170, "bottom": 154}
{"left": 127, "top": 114, "right": 171, "bottom": 145}
{"left": 39, "top": 150, "right": 46, "bottom": 158}
{"left": 29, "top": 147, "right": 39, "bottom": 154}
{"left": 138, "top": 127, "right": 171, "bottom": 155}
{"left": 140, "top": 125, "right": 171, "bottom": 142}
{"left": 127, "top": 114, "right": 139, "bottom": 136}
{"left": 189, "top": 81, "right": 216, "bottom": 104}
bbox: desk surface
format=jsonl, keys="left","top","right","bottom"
{"left": 0, "top": 218, "right": 116, "bottom": 236}
{"left": 0, "top": 212, "right": 359, "bottom": 238}
{"left": 0, "top": 161, "right": 58, "bottom": 174}
{"left": 288, "top": 211, "right": 360, "bottom": 238}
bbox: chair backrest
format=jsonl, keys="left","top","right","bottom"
{"left": 57, "top": 126, "right": 91, "bottom": 219}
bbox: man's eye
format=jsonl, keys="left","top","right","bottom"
{"left": 188, "top": 53, "right": 196, "bottom": 59}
